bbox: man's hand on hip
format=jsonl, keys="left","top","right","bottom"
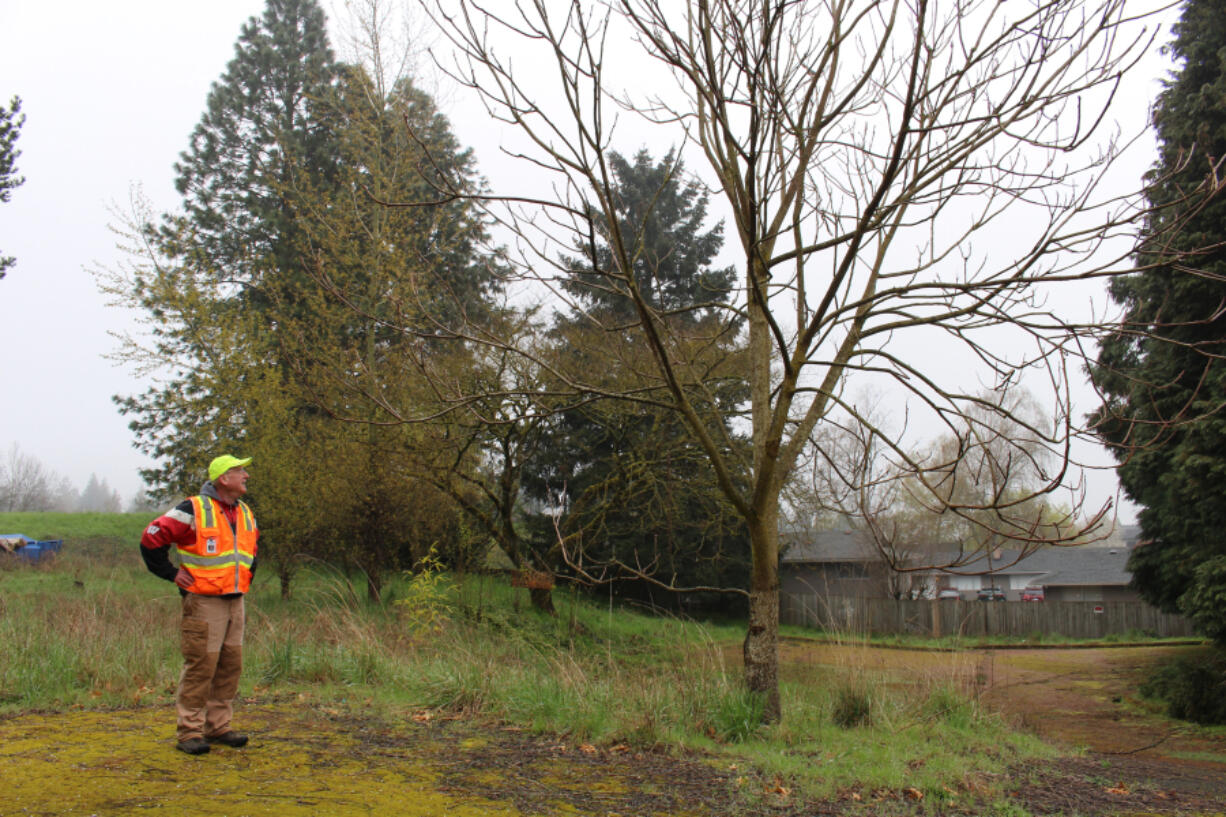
{"left": 174, "top": 567, "right": 195, "bottom": 589}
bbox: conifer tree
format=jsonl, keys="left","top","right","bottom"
{"left": 109, "top": 0, "right": 497, "bottom": 597}
{"left": 171, "top": 0, "right": 339, "bottom": 299}
{"left": 1092, "top": 0, "right": 1226, "bottom": 643}
{"left": 0, "top": 95, "right": 25, "bottom": 279}
{"left": 117, "top": 0, "right": 340, "bottom": 495}
{"left": 526, "top": 150, "right": 751, "bottom": 606}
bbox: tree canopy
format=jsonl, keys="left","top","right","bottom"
{"left": 531, "top": 148, "right": 750, "bottom": 608}
{"left": 104, "top": 0, "right": 495, "bottom": 597}
{"left": 413, "top": 0, "right": 1201, "bottom": 721}
{"left": 1092, "top": 0, "right": 1226, "bottom": 644}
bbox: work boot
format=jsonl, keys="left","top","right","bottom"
{"left": 206, "top": 731, "right": 249, "bottom": 748}
{"left": 176, "top": 738, "right": 210, "bottom": 755}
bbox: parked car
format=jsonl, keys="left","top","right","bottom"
{"left": 937, "top": 588, "right": 961, "bottom": 600}
{"left": 976, "top": 587, "right": 1007, "bottom": 602}
{"left": 1021, "top": 586, "right": 1046, "bottom": 602}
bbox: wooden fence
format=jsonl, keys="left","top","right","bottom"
{"left": 780, "top": 593, "right": 1198, "bottom": 639}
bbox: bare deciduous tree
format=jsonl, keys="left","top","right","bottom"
{"left": 794, "top": 386, "right": 1078, "bottom": 596}
{"left": 380, "top": 0, "right": 1217, "bottom": 721}
{"left": 0, "top": 444, "right": 73, "bottom": 512}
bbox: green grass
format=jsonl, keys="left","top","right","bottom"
{"left": 0, "top": 520, "right": 1050, "bottom": 809}
{"left": 0, "top": 511, "right": 150, "bottom": 562}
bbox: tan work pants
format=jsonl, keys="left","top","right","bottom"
{"left": 176, "top": 593, "right": 245, "bottom": 742}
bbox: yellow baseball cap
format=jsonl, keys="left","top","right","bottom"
{"left": 208, "top": 455, "right": 252, "bottom": 482}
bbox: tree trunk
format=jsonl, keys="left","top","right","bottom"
{"left": 744, "top": 251, "right": 782, "bottom": 723}
{"left": 529, "top": 586, "right": 557, "bottom": 615}
{"left": 743, "top": 585, "right": 780, "bottom": 722}
{"left": 366, "top": 567, "right": 382, "bottom": 603}
{"left": 744, "top": 510, "right": 781, "bottom": 722}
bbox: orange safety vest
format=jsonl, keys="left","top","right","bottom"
{"left": 176, "top": 495, "right": 258, "bottom": 595}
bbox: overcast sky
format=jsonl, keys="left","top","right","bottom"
{"left": 0, "top": 1, "right": 1173, "bottom": 521}
{"left": 1, "top": 1, "right": 278, "bottom": 503}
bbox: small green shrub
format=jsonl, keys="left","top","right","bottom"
{"left": 831, "top": 680, "right": 874, "bottom": 728}
{"left": 1138, "top": 647, "right": 1226, "bottom": 725}
{"left": 396, "top": 546, "right": 453, "bottom": 634}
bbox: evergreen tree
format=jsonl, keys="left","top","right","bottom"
{"left": 1092, "top": 0, "right": 1226, "bottom": 643}
{"left": 564, "top": 149, "right": 734, "bottom": 322}
{"left": 1, "top": 95, "right": 25, "bottom": 279}
{"left": 110, "top": 0, "right": 498, "bottom": 597}
{"left": 78, "top": 474, "right": 122, "bottom": 513}
{"left": 171, "top": 0, "right": 339, "bottom": 299}
{"left": 527, "top": 149, "right": 751, "bottom": 607}
{"left": 117, "top": 0, "right": 340, "bottom": 495}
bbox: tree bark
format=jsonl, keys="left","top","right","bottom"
{"left": 529, "top": 586, "right": 557, "bottom": 615}
{"left": 744, "top": 508, "right": 781, "bottom": 722}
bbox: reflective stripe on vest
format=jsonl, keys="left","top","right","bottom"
{"left": 176, "top": 495, "right": 258, "bottom": 595}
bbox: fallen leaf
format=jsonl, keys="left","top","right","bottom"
{"left": 1105, "top": 783, "right": 1130, "bottom": 796}
{"left": 579, "top": 743, "right": 597, "bottom": 754}
{"left": 410, "top": 711, "right": 432, "bottom": 723}
{"left": 904, "top": 787, "right": 924, "bottom": 801}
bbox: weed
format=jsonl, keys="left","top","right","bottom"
{"left": 830, "top": 681, "right": 874, "bottom": 728}
{"left": 922, "top": 683, "right": 976, "bottom": 729}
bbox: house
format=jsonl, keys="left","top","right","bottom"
{"left": 780, "top": 529, "right": 886, "bottom": 599}
{"left": 780, "top": 525, "right": 1143, "bottom": 602}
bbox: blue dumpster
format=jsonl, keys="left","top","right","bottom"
{"left": 1, "top": 534, "right": 63, "bottom": 563}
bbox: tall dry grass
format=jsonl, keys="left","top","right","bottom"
{"left": 0, "top": 542, "right": 1047, "bottom": 802}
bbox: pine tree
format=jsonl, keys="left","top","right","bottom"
{"left": 0, "top": 95, "right": 25, "bottom": 279}
{"left": 1092, "top": 0, "right": 1226, "bottom": 642}
{"left": 78, "top": 474, "right": 122, "bottom": 513}
{"left": 563, "top": 149, "right": 735, "bottom": 321}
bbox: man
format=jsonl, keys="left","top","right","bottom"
{"left": 141, "top": 455, "right": 259, "bottom": 755}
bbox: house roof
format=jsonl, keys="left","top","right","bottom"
{"left": 781, "top": 529, "right": 877, "bottom": 563}
{"left": 942, "top": 545, "right": 1133, "bottom": 588}
{"left": 782, "top": 529, "right": 1135, "bottom": 588}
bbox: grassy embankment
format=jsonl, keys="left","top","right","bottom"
{"left": 0, "top": 511, "right": 1049, "bottom": 807}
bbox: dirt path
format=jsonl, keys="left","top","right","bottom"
{"left": 778, "top": 639, "right": 1226, "bottom": 814}
{"left": 984, "top": 646, "right": 1226, "bottom": 810}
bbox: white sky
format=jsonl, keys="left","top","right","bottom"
{"left": 0, "top": 1, "right": 1173, "bottom": 522}
{"left": 1, "top": 0, "right": 275, "bottom": 502}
